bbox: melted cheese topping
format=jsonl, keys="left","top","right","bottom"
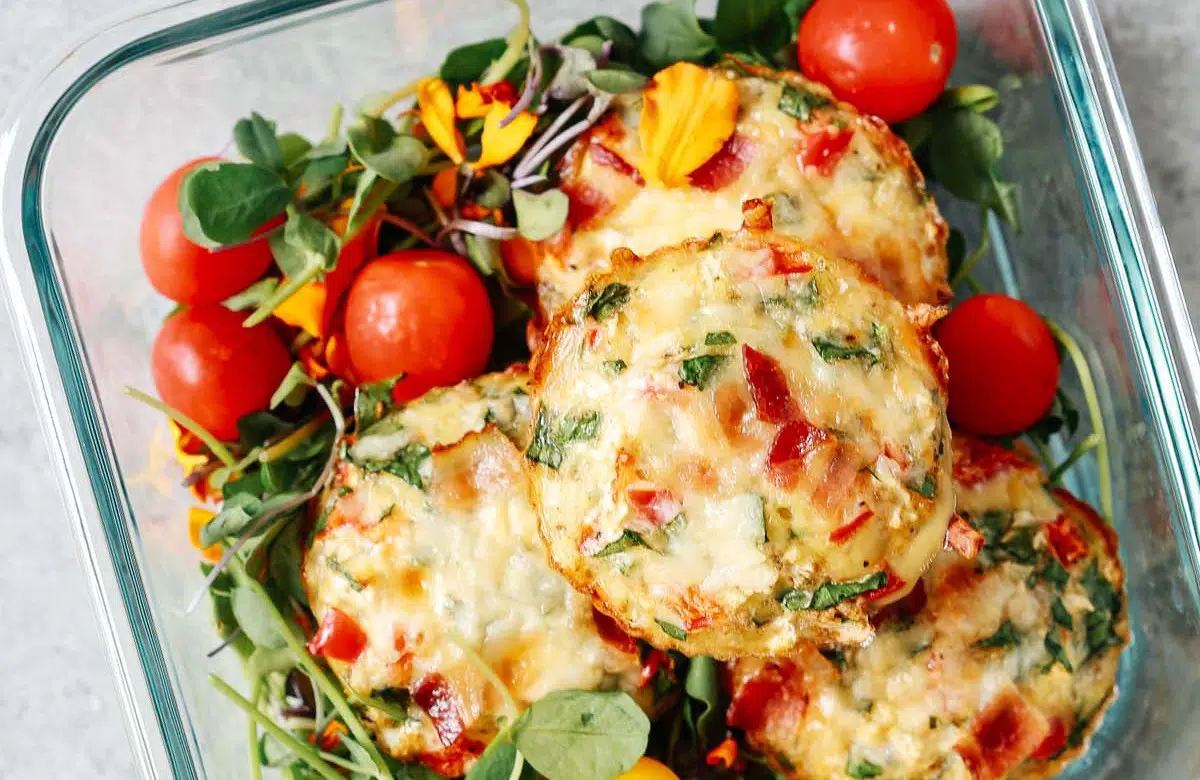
{"left": 305, "top": 374, "right": 643, "bottom": 770}
{"left": 536, "top": 62, "right": 948, "bottom": 317}
{"left": 529, "top": 231, "right": 954, "bottom": 658}
{"left": 732, "top": 437, "right": 1126, "bottom": 780}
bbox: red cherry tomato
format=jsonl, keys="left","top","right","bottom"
{"left": 934, "top": 294, "right": 1060, "bottom": 436}
{"left": 343, "top": 251, "right": 494, "bottom": 401}
{"left": 151, "top": 306, "right": 291, "bottom": 442}
{"left": 140, "top": 158, "right": 278, "bottom": 304}
{"left": 798, "top": 0, "right": 958, "bottom": 124}
{"left": 306, "top": 607, "right": 368, "bottom": 662}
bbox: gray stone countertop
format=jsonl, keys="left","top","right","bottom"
{"left": 0, "top": 1, "right": 1195, "bottom": 777}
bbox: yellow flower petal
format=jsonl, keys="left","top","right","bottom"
{"left": 274, "top": 280, "right": 328, "bottom": 339}
{"left": 637, "top": 63, "right": 738, "bottom": 187}
{"left": 456, "top": 84, "right": 490, "bottom": 119}
{"left": 475, "top": 102, "right": 537, "bottom": 169}
{"left": 188, "top": 507, "right": 223, "bottom": 563}
{"left": 418, "top": 78, "right": 465, "bottom": 164}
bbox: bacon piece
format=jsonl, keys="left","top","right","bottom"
{"left": 945, "top": 515, "right": 986, "bottom": 560}
{"left": 1031, "top": 717, "right": 1067, "bottom": 761}
{"left": 562, "top": 180, "right": 614, "bottom": 229}
{"left": 627, "top": 487, "right": 682, "bottom": 527}
{"left": 590, "top": 144, "right": 643, "bottom": 183}
{"left": 768, "top": 418, "right": 830, "bottom": 488}
{"left": 727, "top": 661, "right": 803, "bottom": 732}
{"left": 829, "top": 508, "right": 873, "bottom": 544}
{"left": 591, "top": 606, "right": 639, "bottom": 655}
{"left": 864, "top": 565, "right": 907, "bottom": 602}
{"left": 955, "top": 688, "right": 1051, "bottom": 780}
{"left": 742, "top": 345, "right": 798, "bottom": 423}
{"left": 689, "top": 133, "right": 755, "bottom": 191}
{"left": 1045, "top": 513, "right": 1089, "bottom": 566}
{"left": 413, "top": 674, "right": 466, "bottom": 747}
{"left": 797, "top": 126, "right": 854, "bottom": 176}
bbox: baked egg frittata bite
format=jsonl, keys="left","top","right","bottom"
{"left": 527, "top": 229, "right": 955, "bottom": 659}
{"left": 304, "top": 370, "right": 647, "bottom": 776}
{"left": 728, "top": 435, "right": 1127, "bottom": 780}
{"left": 524, "top": 59, "right": 950, "bottom": 319}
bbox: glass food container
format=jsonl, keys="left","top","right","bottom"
{"left": 2, "top": 0, "right": 1199, "bottom": 777}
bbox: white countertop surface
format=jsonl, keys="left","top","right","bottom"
{"left": 0, "top": 1, "right": 1196, "bottom": 777}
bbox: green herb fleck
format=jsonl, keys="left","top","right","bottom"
{"left": 907, "top": 475, "right": 936, "bottom": 500}
{"left": 595, "top": 530, "right": 650, "bottom": 557}
{"left": 1082, "top": 560, "right": 1120, "bottom": 615}
{"left": 778, "top": 83, "right": 830, "bottom": 121}
{"left": 679, "top": 354, "right": 730, "bottom": 389}
{"left": 1000, "top": 527, "right": 1038, "bottom": 565}
{"left": 1044, "top": 631, "right": 1074, "bottom": 673}
{"left": 1037, "top": 558, "right": 1070, "bottom": 590}
{"left": 358, "top": 442, "right": 430, "bottom": 490}
{"left": 819, "top": 647, "right": 847, "bottom": 670}
{"left": 812, "top": 336, "right": 881, "bottom": 365}
{"left": 848, "top": 758, "right": 883, "bottom": 779}
{"left": 587, "top": 282, "right": 631, "bottom": 321}
{"left": 975, "top": 620, "right": 1021, "bottom": 649}
{"left": 526, "top": 407, "right": 602, "bottom": 469}
{"left": 604, "top": 359, "right": 628, "bottom": 375}
{"left": 328, "top": 557, "right": 364, "bottom": 592}
{"left": 1084, "top": 610, "right": 1123, "bottom": 658}
{"left": 704, "top": 331, "right": 737, "bottom": 346}
{"left": 657, "top": 619, "right": 688, "bottom": 641}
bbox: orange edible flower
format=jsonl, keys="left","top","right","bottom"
{"left": 431, "top": 166, "right": 458, "bottom": 208}
{"left": 475, "top": 101, "right": 537, "bottom": 169}
{"left": 273, "top": 281, "right": 328, "bottom": 339}
{"left": 310, "top": 720, "right": 347, "bottom": 751}
{"left": 187, "top": 507, "right": 223, "bottom": 563}
{"left": 417, "top": 78, "right": 465, "bottom": 164}
{"left": 455, "top": 81, "right": 517, "bottom": 119}
{"left": 705, "top": 737, "right": 739, "bottom": 769}
{"left": 638, "top": 63, "right": 738, "bottom": 187}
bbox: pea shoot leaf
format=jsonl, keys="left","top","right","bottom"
{"left": 587, "top": 68, "right": 649, "bottom": 94}
{"left": 269, "top": 521, "right": 309, "bottom": 608}
{"left": 639, "top": 0, "right": 716, "bottom": 69}
{"left": 277, "top": 133, "right": 313, "bottom": 169}
{"left": 234, "top": 112, "right": 285, "bottom": 173}
{"left": 563, "top": 16, "right": 640, "bottom": 66}
{"left": 513, "top": 188, "right": 569, "bottom": 241}
{"left": 512, "top": 690, "right": 650, "bottom": 780}
{"left": 270, "top": 361, "right": 315, "bottom": 410}
{"left": 347, "top": 115, "right": 428, "bottom": 183}
{"left": 354, "top": 376, "right": 402, "bottom": 432}
{"left": 440, "top": 38, "right": 509, "bottom": 86}
{"left": 178, "top": 161, "right": 291, "bottom": 248}
{"left": 230, "top": 584, "right": 288, "bottom": 649}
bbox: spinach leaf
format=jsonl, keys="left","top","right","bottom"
{"left": 999, "top": 526, "right": 1037, "bottom": 565}
{"left": 1036, "top": 557, "right": 1070, "bottom": 590}
{"left": 679, "top": 354, "right": 730, "bottom": 389}
{"left": 1051, "top": 597, "right": 1074, "bottom": 630}
{"left": 328, "top": 557, "right": 365, "bottom": 592}
{"left": 586, "top": 283, "right": 631, "bottom": 321}
{"left": 780, "top": 570, "right": 888, "bottom": 611}
{"left": 231, "top": 584, "right": 289, "bottom": 649}
{"left": 347, "top": 116, "right": 428, "bottom": 183}
{"left": 684, "top": 656, "right": 722, "bottom": 746}
{"left": 440, "top": 38, "right": 509, "bottom": 85}
{"left": 595, "top": 530, "right": 649, "bottom": 557}
{"left": 974, "top": 620, "right": 1021, "bottom": 649}
{"left": 514, "top": 189, "right": 570, "bottom": 241}
{"left": 639, "top": 0, "right": 716, "bottom": 69}
{"left": 512, "top": 691, "right": 650, "bottom": 780}
{"left": 1044, "top": 631, "right": 1073, "bottom": 672}
{"left": 778, "top": 83, "right": 829, "bottom": 121}
{"left": 812, "top": 336, "right": 881, "bottom": 365}
{"left": 526, "top": 408, "right": 602, "bottom": 469}
{"left": 656, "top": 619, "right": 688, "bottom": 641}
{"left": 704, "top": 331, "right": 736, "bottom": 346}
{"left": 848, "top": 758, "right": 883, "bottom": 779}
{"left": 358, "top": 442, "right": 431, "bottom": 490}
{"left": 819, "top": 647, "right": 847, "bottom": 670}
{"left": 1084, "top": 611, "right": 1122, "bottom": 657}
{"left": 269, "top": 520, "right": 309, "bottom": 608}
{"left": 179, "top": 161, "right": 291, "bottom": 248}
{"left": 1081, "top": 560, "right": 1120, "bottom": 615}
{"left": 907, "top": 475, "right": 937, "bottom": 500}
{"left": 234, "top": 112, "right": 285, "bottom": 173}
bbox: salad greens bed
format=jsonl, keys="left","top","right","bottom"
{"left": 127, "top": 1, "right": 1115, "bottom": 778}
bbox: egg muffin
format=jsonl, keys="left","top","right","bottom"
{"left": 304, "top": 369, "right": 646, "bottom": 776}
{"left": 727, "top": 435, "right": 1126, "bottom": 780}
{"left": 527, "top": 230, "right": 955, "bottom": 658}
{"left": 528, "top": 59, "right": 949, "bottom": 318}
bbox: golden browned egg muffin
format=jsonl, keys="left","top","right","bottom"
{"left": 526, "top": 230, "right": 955, "bottom": 658}
{"left": 304, "top": 369, "right": 646, "bottom": 776}
{"left": 527, "top": 59, "right": 948, "bottom": 318}
{"left": 727, "top": 436, "right": 1126, "bottom": 780}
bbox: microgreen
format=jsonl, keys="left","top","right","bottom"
{"left": 513, "top": 188, "right": 569, "bottom": 240}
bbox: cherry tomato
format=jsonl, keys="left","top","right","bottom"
{"left": 797, "top": 0, "right": 958, "bottom": 124}
{"left": 140, "top": 157, "right": 278, "bottom": 304}
{"left": 306, "top": 607, "right": 368, "bottom": 662}
{"left": 151, "top": 305, "right": 291, "bottom": 442}
{"left": 343, "top": 251, "right": 494, "bottom": 401}
{"left": 933, "top": 294, "right": 1060, "bottom": 437}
